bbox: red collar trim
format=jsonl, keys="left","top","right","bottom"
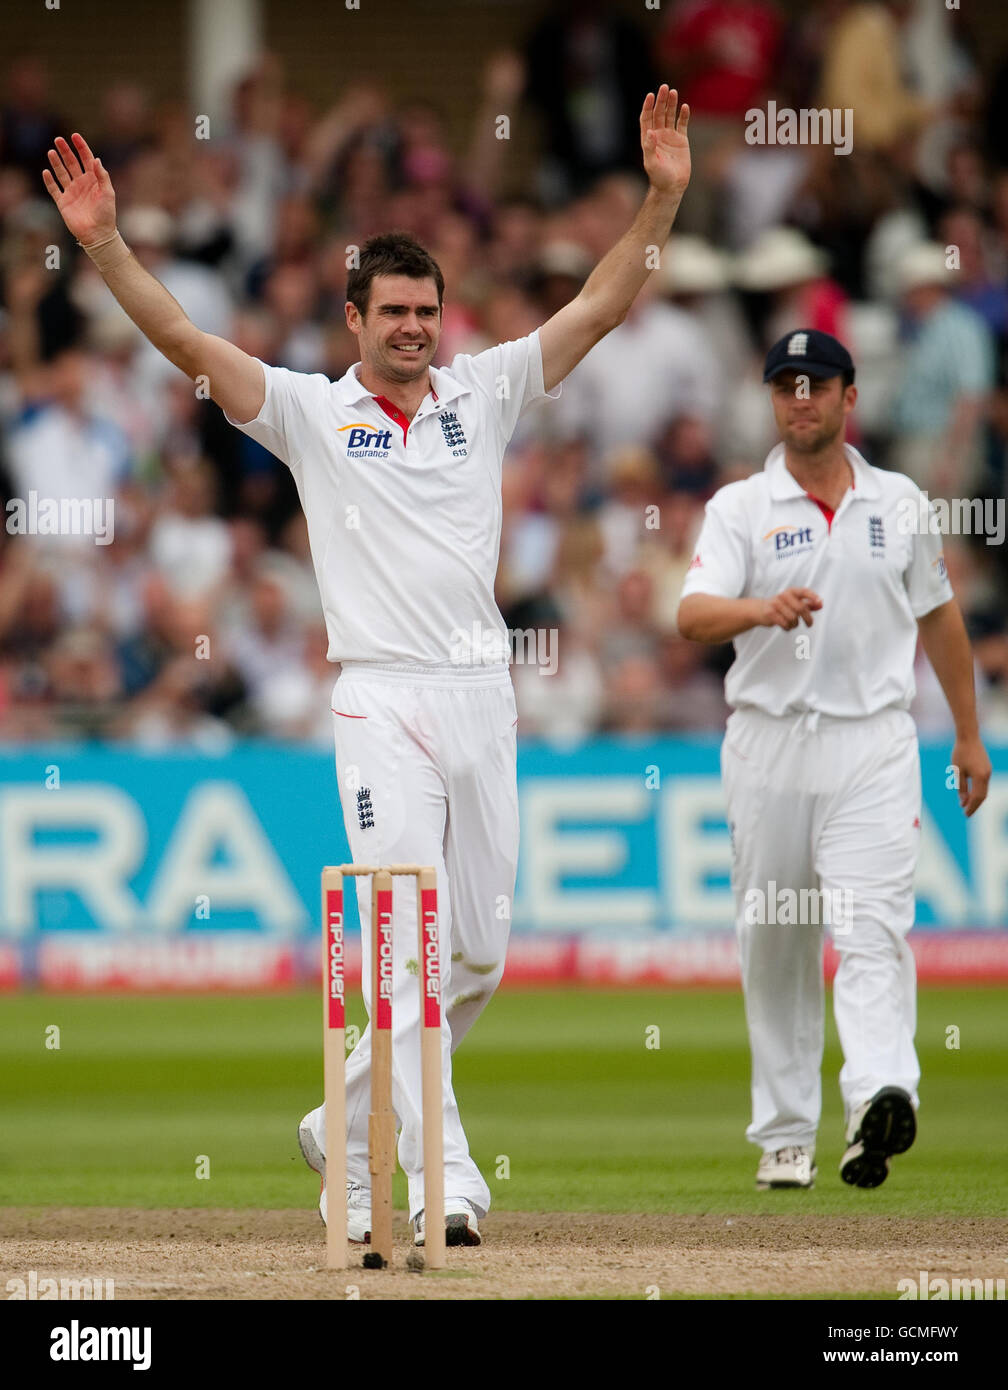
{"left": 807, "top": 494, "right": 835, "bottom": 529}
{"left": 806, "top": 477, "right": 852, "bottom": 532}
{"left": 371, "top": 386, "right": 439, "bottom": 446}
{"left": 373, "top": 395, "right": 409, "bottom": 445}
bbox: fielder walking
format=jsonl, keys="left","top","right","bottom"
{"left": 678, "top": 330, "right": 991, "bottom": 1189}
{"left": 44, "top": 87, "right": 692, "bottom": 1243}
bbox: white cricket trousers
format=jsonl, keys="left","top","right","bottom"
{"left": 306, "top": 662, "right": 519, "bottom": 1220}
{"left": 722, "top": 705, "right": 922, "bottom": 1151}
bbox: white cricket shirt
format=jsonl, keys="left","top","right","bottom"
{"left": 225, "top": 330, "right": 560, "bottom": 665}
{"left": 679, "top": 443, "right": 954, "bottom": 717}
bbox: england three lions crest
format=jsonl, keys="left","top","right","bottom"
{"left": 439, "top": 410, "right": 468, "bottom": 457}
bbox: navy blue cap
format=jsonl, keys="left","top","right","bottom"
{"left": 763, "top": 329, "right": 855, "bottom": 383}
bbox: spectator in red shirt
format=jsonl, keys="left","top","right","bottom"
{"left": 658, "top": 0, "right": 782, "bottom": 236}
{"left": 659, "top": 0, "right": 782, "bottom": 117}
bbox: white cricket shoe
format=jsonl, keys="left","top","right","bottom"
{"left": 755, "top": 1145, "right": 817, "bottom": 1189}
{"left": 297, "top": 1113, "right": 371, "bottom": 1242}
{"left": 413, "top": 1197, "right": 481, "bottom": 1248}
{"left": 341, "top": 1181, "right": 373, "bottom": 1243}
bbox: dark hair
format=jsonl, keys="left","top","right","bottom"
{"left": 841, "top": 368, "right": 855, "bottom": 387}
{"left": 346, "top": 232, "right": 445, "bottom": 318}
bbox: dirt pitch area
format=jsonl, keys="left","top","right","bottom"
{"left": 3, "top": 1208, "right": 1006, "bottom": 1299}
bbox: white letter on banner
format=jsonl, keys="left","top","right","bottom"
{"left": 0, "top": 786, "right": 144, "bottom": 934}
{"left": 914, "top": 810, "right": 971, "bottom": 923}
{"left": 519, "top": 780, "right": 656, "bottom": 929}
{"left": 659, "top": 779, "right": 733, "bottom": 925}
{"left": 146, "top": 783, "right": 304, "bottom": 933}
{"left": 970, "top": 783, "right": 1008, "bottom": 921}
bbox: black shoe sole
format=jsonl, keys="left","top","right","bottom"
{"left": 445, "top": 1214, "right": 481, "bottom": 1247}
{"left": 840, "top": 1147, "right": 890, "bottom": 1189}
{"left": 841, "top": 1087, "right": 916, "bottom": 1189}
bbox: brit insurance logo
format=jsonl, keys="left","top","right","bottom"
{"left": 763, "top": 523, "right": 815, "bottom": 557}
{"left": 338, "top": 422, "right": 393, "bottom": 460}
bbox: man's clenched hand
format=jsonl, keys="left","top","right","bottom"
{"left": 757, "top": 588, "right": 824, "bottom": 631}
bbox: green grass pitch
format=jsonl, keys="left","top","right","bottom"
{"left": 1, "top": 987, "right": 1005, "bottom": 1215}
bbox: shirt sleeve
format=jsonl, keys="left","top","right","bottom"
{"left": 222, "top": 358, "right": 330, "bottom": 472}
{"left": 448, "top": 329, "right": 562, "bottom": 447}
{"left": 679, "top": 490, "right": 750, "bottom": 600}
{"left": 904, "top": 494, "right": 955, "bottom": 618}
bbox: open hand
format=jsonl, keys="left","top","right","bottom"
{"left": 41, "top": 133, "right": 117, "bottom": 248}
{"left": 640, "top": 86, "right": 691, "bottom": 199}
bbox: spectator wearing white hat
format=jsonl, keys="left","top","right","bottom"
{"left": 889, "top": 242, "right": 995, "bottom": 495}
{"left": 732, "top": 227, "right": 847, "bottom": 347}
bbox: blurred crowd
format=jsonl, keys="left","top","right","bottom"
{"left": 1, "top": 0, "right": 1008, "bottom": 747}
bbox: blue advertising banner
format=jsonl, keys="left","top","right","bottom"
{"left": 0, "top": 738, "right": 1005, "bottom": 988}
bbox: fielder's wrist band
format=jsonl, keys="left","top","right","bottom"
{"left": 77, "top": 230, "right": 131, "bottom": 273}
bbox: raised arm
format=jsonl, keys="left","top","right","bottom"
{"left": 538, "top": 85, "right": 691, "bottom": 393}
{"left": 43, "top": 133, "right": 264, "bottom": 424}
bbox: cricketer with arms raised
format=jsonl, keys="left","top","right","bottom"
{"left": 44, "top": 86, "right": 691, "bottom": 1248}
